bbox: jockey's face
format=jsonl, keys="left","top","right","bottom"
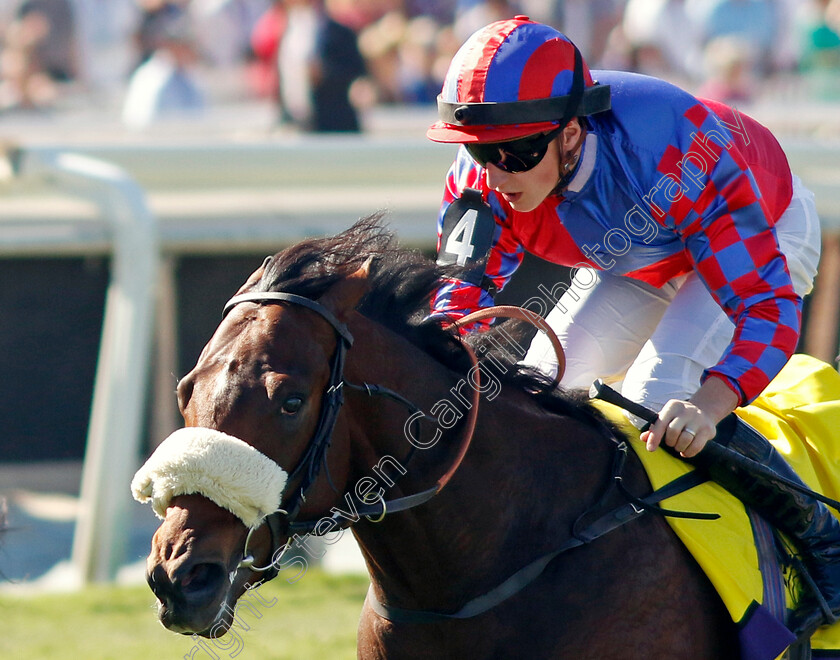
{"left": 482, "top": 121, "right": 581, "bottom": 212}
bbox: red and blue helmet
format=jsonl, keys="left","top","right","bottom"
{"left": 427, "top": 16, "right": 611, "bottom": 144}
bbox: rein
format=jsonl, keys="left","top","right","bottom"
{"left": 367, "top": 308, "right": 719, "bottom": 624}
{"left": 453, "top": 305, "right": 566, "bottom": 386}
{"left": 227, "top": 293, "right": 569, "bottom": 583}
{"left": 368, "top": 463, "right": 710, "bottom": 623}
{"left": 218, "top": 292, "right": 711, "bottom": 622}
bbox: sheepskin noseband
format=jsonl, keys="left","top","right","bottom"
{"left": 131, "top": 427, "right": 288, "bottom": 529}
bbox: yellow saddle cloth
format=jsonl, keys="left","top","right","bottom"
{"left": 593, "top": 354, "right": 840, "bottom": 659}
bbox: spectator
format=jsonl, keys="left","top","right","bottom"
{"left": 14, "top": 0, "right": 80, "bottom": 82}
{"left": 773, "top": 0, "right": 802, "bottom": 72}
{"left": 121, "top": 16, "right": 205, "bottom": 128}
{"left": 563, "top": 0, "right": 624, "bottom": 66}
{"left": 698, "top": 0, "right": 779, "bottom": 75}
{"left": 325, "top": 0, "right": 398, "bottom": 31}
{"left": 72, "top": 0, "right": 139, "bottom": 93}
{"left": 696, "top": 35, "right": 757, "bottom": 103}
{"left": 405, "top": 0, "right": 454, "bottom": 24}
{"left": 133, "top": 0, "right": 188, "bottom": 69}
{"left": 620, "top": 0, "right": 703, "bottom": 84}
{"left": 799, "top": 0, "right": 840, "bottom": 99}
{"left": 250, "top": 0, "right": 286, "bottom": 100}
{"left": 431, "top": 23, "right": 462, "bottom": 87}
{"left": 189, "top": 0, "right": 269, "bottom": 69}
{"left": 356, "top": 10, "right": 405, "bottom": 104}
{"left": 277, "top": 0, "right": 366, "bottom": 132}
{"left": 0, "top": 9, "right": 60, "bottom": 110}
{"left": 454, "top": 0, "right": 519, "bottom": 42}
{"left": 396, "top": 15, "right": 442, "bottom": 104}
{"left": 801, "top": 0, "right": 840, "bottom": 65}
{"left": 0, "top": 0, "right": 82, "bottom": 112}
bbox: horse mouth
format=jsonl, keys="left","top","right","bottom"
{"left": 157, "top": 590, "right": 236, "bottom": 637}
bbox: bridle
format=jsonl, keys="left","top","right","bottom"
{"left": 222, "top": 290, "right": 487, "bottom": 583}
{"left": 222, "top": 292, "right": 568, "bottom": 584}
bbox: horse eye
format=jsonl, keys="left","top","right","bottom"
{"left": 281, "top": 396, "right": 304, "bottom": 415}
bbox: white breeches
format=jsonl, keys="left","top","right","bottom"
{"left": 523, "top": 175, "right": 822, "bottom": 410}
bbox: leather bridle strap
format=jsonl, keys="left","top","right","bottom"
{"left": 291, "top": 302, "right": 565, "bottom": 535}
{"left": 224, "top": 291, "right": 354, "bottom": 346}
{"left": 225, "top": 291, "right": 353, "bottom": 516}
{"left": 336, "top": 304, "right": 565, "bottom": 527}
{"left": 233, "top": 301, "right": 561, "bottom": 581}
{"left": 229, "top": 291, "right": 482, "bottom": 564}
{"left": 225, "top": 290, "right": 354, "bottom": 580}
{"left": 288, "top": 338, "right": 482, "bottom": 535}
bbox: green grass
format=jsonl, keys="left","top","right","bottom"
{"left": 0, "top": 570, "right": 369, "bottom": 660}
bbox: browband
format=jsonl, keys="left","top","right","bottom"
{"left": 224, "top": 291, "right": 354, "bottom": 347}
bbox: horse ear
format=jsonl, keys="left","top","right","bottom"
{"left": 235, "top": 257, "right": 270, "bottom": 294}
{"left": 319, "top": 257, "right": 373, "bottom": 321}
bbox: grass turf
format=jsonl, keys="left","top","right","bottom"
{"left": 0, "top": 569, "right": 369, "bottom": 659}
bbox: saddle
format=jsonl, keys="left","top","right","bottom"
{"left": 593, "top": 354, "right": 840, "bottom": 660}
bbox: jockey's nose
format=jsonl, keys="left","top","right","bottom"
{"left": 484, "top": 161, "right": 511, "bottom": 190}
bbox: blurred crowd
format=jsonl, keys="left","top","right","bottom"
{"left": 1, "top": 0, "right": 840, "bottom": 131}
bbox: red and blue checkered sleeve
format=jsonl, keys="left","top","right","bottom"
{"left": 430, "top": 152, "right": 525, "bottom": 332}
{"left": 650, "top": 105, "right": 801, "bottom": 404}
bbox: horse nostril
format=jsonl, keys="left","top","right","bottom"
{"left": 147, "top": 560, "right": 226, "bottom": 608}
{"left": 179, "top": 562, "right": 226, "bottom": 599}
{"left": 147, "top": 564, "right": 171, "bottom": 602}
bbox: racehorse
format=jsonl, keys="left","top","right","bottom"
{"left": 136, "top": 217, "right": 739, "bottom": 658}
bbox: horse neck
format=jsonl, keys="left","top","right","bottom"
{"left": 340, "top": 314, "right": 619, "bottom": 613}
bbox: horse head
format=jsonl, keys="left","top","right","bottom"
{"left": 134, "top": 248, "right": 373, "bottom": 637}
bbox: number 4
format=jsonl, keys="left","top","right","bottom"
{"left": 444, "top": 210, "right": 478, "bottom": 266}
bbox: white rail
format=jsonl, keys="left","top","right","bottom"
{"left": 3, "top": 147, "right": 158, "bottom": 583}
{"left": 0, "top": 139, "right": 458, "bottom": 257}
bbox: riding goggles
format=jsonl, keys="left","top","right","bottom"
{"left": 464, "top": 127, "right": 563, "bottom": 173}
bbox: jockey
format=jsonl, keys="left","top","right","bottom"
{"left": 427, "top": 15, "right": 839, "bottom": 636}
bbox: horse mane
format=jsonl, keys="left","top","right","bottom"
{"left": 248, "top": 215, "right": 616, "bottom": 430}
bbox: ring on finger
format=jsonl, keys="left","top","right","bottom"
{"left": 683, "top": 428, "right": 697, "bottom": 437}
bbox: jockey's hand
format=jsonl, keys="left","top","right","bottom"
{"left": 640, "top": 377, "right": 740, "bottom": 458}
{"left": 640, "top": 399, "right": 717, "bottom": 458}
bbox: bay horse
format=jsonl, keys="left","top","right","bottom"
{"left": 136, "top": 217, "right": 738, "bottom": 658}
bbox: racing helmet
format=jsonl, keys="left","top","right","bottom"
{"left": 427, "top": 16, "right": 611, "bottom": 144}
